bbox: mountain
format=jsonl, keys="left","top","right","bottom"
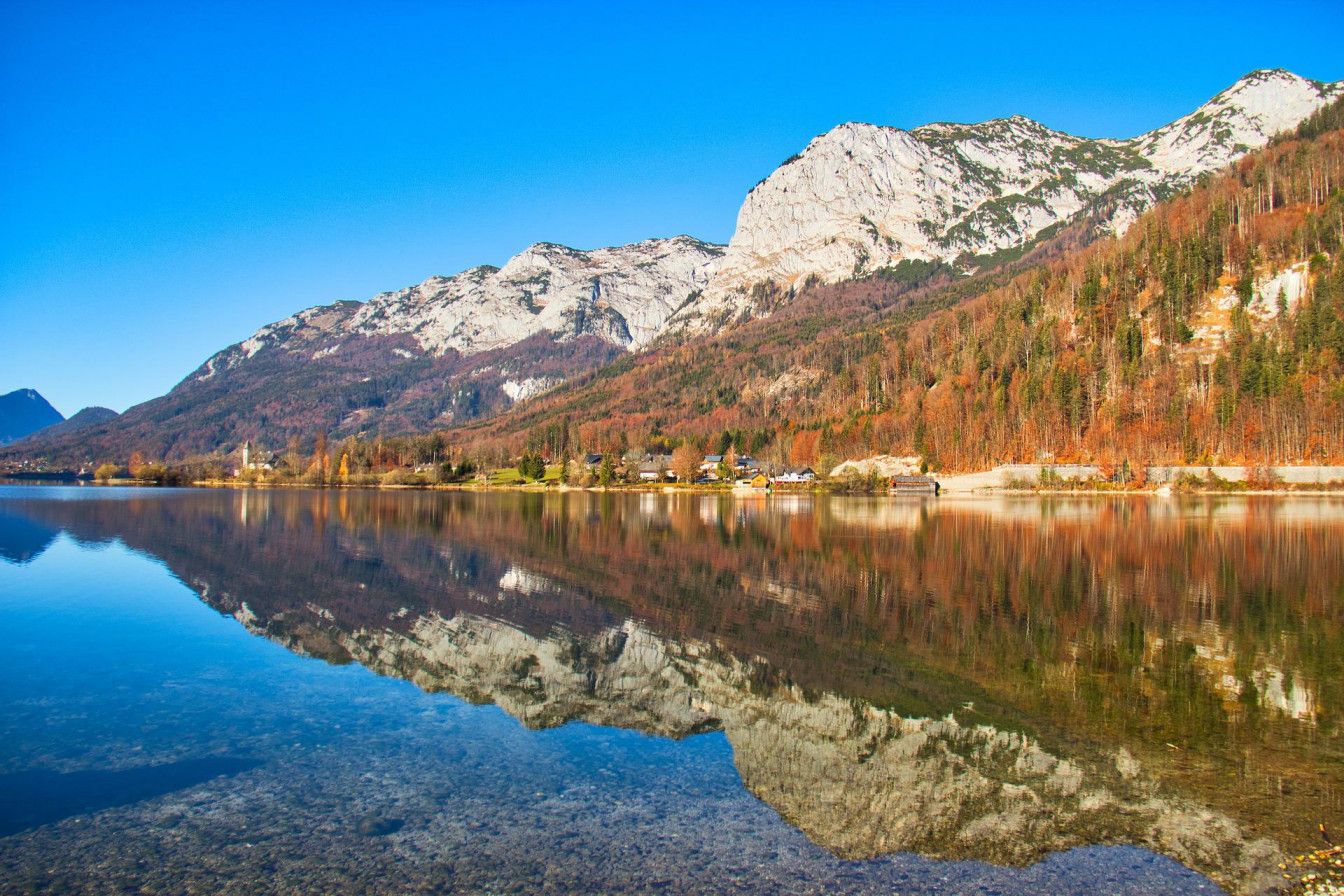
{"left": 674, "top": 69, "right": 1343, "bottom": 330}
{"left": 0, "top": 389, "right": 64, "bottom": 445}
{"left": 5, "top": 237, "right": 722, "bottom": 463}
{"left": 13, "top": 406, "right": 120, "bottom": 443}
{"left": 6, "top": 70, "right": 1341, "bottom": 465}
{"left": 201, "top": 236, "right": 723, "bottom": 377}
{"left": 454, "top": 99, "right": 1344, "bottom": 470}
{"left": 343, "top": 236, "right": 722, "bottom": 355}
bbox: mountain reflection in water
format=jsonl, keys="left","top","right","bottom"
{"left": 2, "top": 488, "right": 1341, "bottom": 895}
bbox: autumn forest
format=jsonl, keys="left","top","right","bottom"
{"left": 447, "top": 102, "right": 1344, "bottom": 474}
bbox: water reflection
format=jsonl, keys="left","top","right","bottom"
{"left": 0, "top": 757, "right": 260, "bottom": 837}
{"left": 3, "top": 488, "right": 1341, "bottom": 895}
{"left": 0, "top": 510, "right": 58, "bottom": 564}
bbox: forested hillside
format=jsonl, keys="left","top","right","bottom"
{"left": 451, "top": 103, "right": 1344, "bottom": 472}
{"left": 10, "top": 98, "right": 1342, "bottom": 478}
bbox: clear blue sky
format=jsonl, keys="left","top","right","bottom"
{"left": 3, "top": 0, "right": 1342, "bottom": 416}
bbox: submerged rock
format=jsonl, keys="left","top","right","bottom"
{"left": 356, "top": 815, "right": 403, "bottom": 837}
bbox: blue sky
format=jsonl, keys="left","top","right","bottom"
{"left": 3, "top": 0, "right": 1342, "bottom": 416}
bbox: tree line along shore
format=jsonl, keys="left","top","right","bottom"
{"left": 47, "top": 452, "right": 1344, "bottom": 495}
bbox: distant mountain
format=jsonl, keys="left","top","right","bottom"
{"left": 673, "top": 69, "right": 1343, "bottom": 330}
{"left": 5, "top": 238, "right": 722, "bottom": 462}
{"left": 192, "top": 235, "right": 722, "bottom": 392}
{"left": 7, "top": 70, "right": 1342, "bottom": 464}
{"left": 14, "top": 406, "right": 120, "bottom": 443}
{"left": 0, "top": 389, "right": 63, "bottom": 445}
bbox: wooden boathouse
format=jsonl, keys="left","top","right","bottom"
{"left": 890, "top": 475, "right": 940, "bottom": 495}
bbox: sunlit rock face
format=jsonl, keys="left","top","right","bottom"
{"left": 211, "top": 72, "right": 1343, "bottom": 369}
{"left": 341, "top": 237, "right": 724, "bottom": 357}
{"left": 675, "top": 69, "right": 1342, "bottom": 330}
{"left": 202, "top": 236, "right": 724, "bottom": 376}
{"left": 114, "top": 72, "right": 1344, "bottom": 395}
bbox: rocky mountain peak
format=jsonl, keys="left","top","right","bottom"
{"left": 669, "top": 69, "right": 1342, "bottom": 332}
{"left": 18, "top": 69, "right": 1340, "bottom": 460}
{"left": 1137, "top": 68, "right": 1340, "bottom": 177}
{"left": 186, "top": 69, "right": 1344, "bottom": 384}
{"left": 0, "top": 388, "right": 65, "bottom": 445}
{"left": 196, "top": 235, "right": 725, "bottom": 384}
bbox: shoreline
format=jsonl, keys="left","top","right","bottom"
{"left": 21, "top": 478, "right": 1342, "bottom": 498}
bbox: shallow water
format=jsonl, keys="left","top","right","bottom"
{"left": 1, "top": 487, "right": 1339, "bottom": 894}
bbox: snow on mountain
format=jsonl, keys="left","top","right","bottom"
{"left": 198, "top": 236, "right": 723, "bottom": 381}
{"left": 675, "top": 69, "right": 1343, "bottom": 330}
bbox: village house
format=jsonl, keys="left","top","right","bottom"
{"left": 637, "top": 454, "right": 675, "bottom": 482}
{"left": 771, "top": 467, "right": 816, "bottom": 484}
{"left": 702, "top": 451, "right": 765, "bottom": 480}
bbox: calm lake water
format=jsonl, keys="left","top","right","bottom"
{"left": 1, "top": 486, "right": 1340, "bottom": 895}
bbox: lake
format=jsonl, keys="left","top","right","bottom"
{"left": 1, "top": 486, "right": 1339, "bottom": 895}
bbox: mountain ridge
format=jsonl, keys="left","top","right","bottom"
{"left": 6, "top": 69, "right": 1342, "bottom": 465}
{"left": 13, "top": 406, "right": 121, "bottom": 444}
{"left": 447, "top": 104, "right": 1344, "bottom": 471}
{"left": 674, "top": 69, "right": 1343, "bottom": 330}
{"left": 0, "top": 389, "right": 64, "bottom": 446}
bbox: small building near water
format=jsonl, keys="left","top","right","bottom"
{"left": 890, "top": 474, "right": 940, "bottom": 495}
